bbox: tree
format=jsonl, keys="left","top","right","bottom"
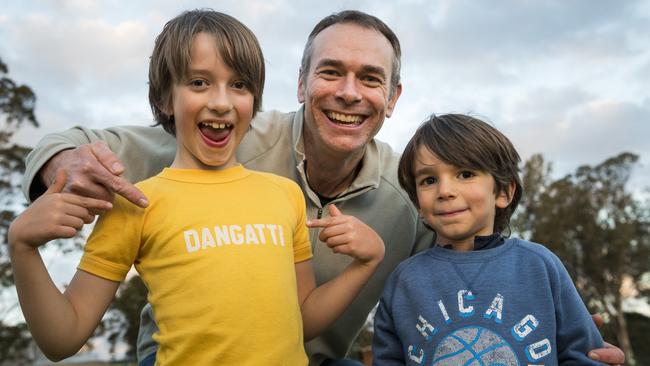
{"left": 514, "top": 152, "right": 650, "bottom": 365}
{"left": 0, "top": 57, "right": 39, "bottom": 364}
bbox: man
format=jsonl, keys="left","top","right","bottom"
{"left": 22, "top": 10, "right": 624, "bottom": 366}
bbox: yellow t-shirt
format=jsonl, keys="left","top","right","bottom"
{"left": 79, "top": 165, "right": 312, "bottom": 365}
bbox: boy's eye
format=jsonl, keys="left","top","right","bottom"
{"left": 231, "top": 80, "right": 248, "bottom": 90}
{"left": 458, "top": 171, "right": 476, "bottom": 179}
{"left": 420, "top": 177, "right": 436, "bottom": 186}
{"left": 189, "top": 79, "right": 208, "bottom": 88}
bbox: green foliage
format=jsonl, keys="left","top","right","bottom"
{"left": 513, "top": 152, "right": 650, "bottom": 365}
{"left": 0, "top": 322, "right": 31, "bottom": 364}
{"left": 0, "top": 58, "right": 38, "bottom": 145}
{"left": 0, "top": 57, "right": 38, "bottom": 363}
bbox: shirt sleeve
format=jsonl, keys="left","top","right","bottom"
{"left": 549, "top": 253, "right": 605, "bottom": 365}
{"left": 78, "top": 195, "right": 145, "bottom": 281}
{"left": 290, "top": 181, "right": 312, "bottom": 263}
{"left": 22, "top": 125, "right": 175, "bottom": 201}
{"left": 372, "top": 271, "right": 406, "bottom": 366}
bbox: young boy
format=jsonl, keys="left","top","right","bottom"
{"left": 8, "top": 10, "right": 384, "bottom": 365}
{"left": 372, "top": 114, "right": 604, "bottom": 365}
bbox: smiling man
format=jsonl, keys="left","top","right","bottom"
{"left": 21, "top": 10, "right": 624, "bottom": 366}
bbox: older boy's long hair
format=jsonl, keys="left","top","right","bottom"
{"left": 149, "top": 9, "right": 265, "bottom": 135}
{"left": 398, "top": 114, "right": 523, "bottom": 235}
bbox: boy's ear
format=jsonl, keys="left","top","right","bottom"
{"left": 496, "top": 181, "right": 516, "bottom": 209}
{"left": 160, "top": 101, "right": 173, "bottom": 116}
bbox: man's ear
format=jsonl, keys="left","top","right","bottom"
{"left": 297, "top": 70, "right": 306, "bottom": 103}
{"left": 496, "top": 181, "right": 516, "bottom": 209}
{"left": 385, "top": 83, "right": 402, "bottom": 118}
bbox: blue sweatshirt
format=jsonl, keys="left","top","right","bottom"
{"left": 373, "top": 238, "right": 604, "bottom": 366}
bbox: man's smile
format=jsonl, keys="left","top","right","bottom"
{"left": 325, "top": 110, "right": 365, "bottom": 125}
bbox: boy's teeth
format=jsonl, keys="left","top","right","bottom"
{"left": 201, "top": 122, "right": 230, "bottom": 129}
{"left": 326, "top": 111, "right": 362, "bottom": 124}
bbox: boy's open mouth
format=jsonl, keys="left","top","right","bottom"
{"left": 325, "top": 111, "right": 364, "bottom": 126}
{"left": 199, "top": 121, "right": 233, "bottom": 143}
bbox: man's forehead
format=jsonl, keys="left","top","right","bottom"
{"left": 310, "top": 23, "right": 394, "bottom": 63}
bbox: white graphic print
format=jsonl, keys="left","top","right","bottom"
{"left": 184, "top": 224, "right": 285, "bottom": 253}
{"left": 410, "top": 290, "right": 552, "bottom": 365}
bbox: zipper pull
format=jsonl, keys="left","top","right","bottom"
{"left": 317, "top": 207, "right": 323, "bottom": 219}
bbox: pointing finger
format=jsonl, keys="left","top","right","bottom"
{"left": 328, "top": 204, "right": 343, "bottom": 217}
{"left": 45, "top": 169, "right": 67, "bottom": 195}
{"left": 105, "top": 174, "right": 149, "bottom": 208}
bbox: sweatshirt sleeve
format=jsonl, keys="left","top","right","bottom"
{"left": 22, "top": 125, "right": 176, "bottom": 201}
{"left": 372, "top": 272, "right": 406, "bottom": 366}
{"left": 549, "top": 253, "right": 605, "bottom": 365}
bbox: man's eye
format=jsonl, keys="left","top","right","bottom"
{"left": 362, "top": 75, "right": 382, "bottom": 86}
{"left": 318, "top": 69, "right": 339, "bottom": 76}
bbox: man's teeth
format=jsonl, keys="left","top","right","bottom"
{"left": 200, "top": 122, "right": 231, "bottom": 129}
{"left": 326, "top": 111, "right": 363, "bottom": 124}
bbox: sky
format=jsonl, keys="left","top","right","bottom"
{"left": 1, "top": 0, "right": 649, "bottom": 191}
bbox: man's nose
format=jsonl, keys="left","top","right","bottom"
{"left": 335, "top": 74, "right": 362, "bottom": 104}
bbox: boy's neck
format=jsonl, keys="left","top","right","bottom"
{"left": 170, "top": 154, "right": 239, "bottom": 171}
{"left": 437, "top": 233, "right": 503, "bottom": 252}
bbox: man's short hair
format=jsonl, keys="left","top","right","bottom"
{"left": 299, "top": 10, "right": 402, "bottom": 98}
{"left": 398, "top": 114, "right": 523, "bottom": 234}
{"left": 149, "top": 9, "right": 265, "bottom": 135}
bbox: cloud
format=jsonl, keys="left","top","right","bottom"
{"left": 1, "top": 0, "right": 648, "bottom": 191}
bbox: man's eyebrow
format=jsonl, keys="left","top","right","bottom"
{"left": 360, "top": 65, "right": 387, "bottom": 79}
{"left": 314, "top": 58, "right": 344, "bottom": 69}
{"left": 314, "top": 58, "right": 387, "bottom": 79}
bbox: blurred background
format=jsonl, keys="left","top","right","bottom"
{"left": 1, "top": 0, "right": 648, "bottom": 364}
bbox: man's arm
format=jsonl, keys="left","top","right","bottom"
{"left": 23, "top": 125, "right": 175, "bottom": 204}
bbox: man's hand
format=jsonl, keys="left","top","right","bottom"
{"left": 589, "top": 313, "right": 625, "bottom": 365}
{"left": 9, "top": 170, "right": 113, "bottom": 250}
{"left": 40, "top": 141, "right": 148, "bottom": 209}
{"left": 306, "top": 204, "right": 385, "bottom": 267}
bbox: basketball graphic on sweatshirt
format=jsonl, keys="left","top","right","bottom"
{"left": 431, "top": 326, "right": 519, "bottom": 366}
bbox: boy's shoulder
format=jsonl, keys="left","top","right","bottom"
{"left": 251, "top": 169, "right": 299, "bottom": 187}
{"left": 508, "top": 237, "right": 566, "bottom": 271}
{"left": 509, "top": 238, "right": 559, "bottom": 258}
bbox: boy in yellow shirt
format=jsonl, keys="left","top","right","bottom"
{"left": 8, "top": 9, "right": 384, "bottom": 365}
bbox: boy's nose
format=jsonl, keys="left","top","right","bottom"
{"left": 437, "top": 179, "right": 456, "bottom": 199}
{"left": 207, "top": 89, "right": 233, "bottom": 114}
{"left": 335, "top": 74, "right": 362, "bottom": 104}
